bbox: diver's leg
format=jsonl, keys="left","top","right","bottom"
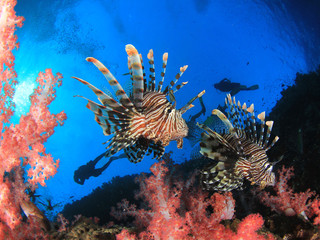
{"left": 93, "top": 153, "right": 127, "bottom": 177}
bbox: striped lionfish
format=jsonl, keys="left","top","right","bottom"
{"left": 197, "top": 94, "right": 279, "bottom": 191}
{"left": 73, "top": 44, "right": 205, "bottom": 163}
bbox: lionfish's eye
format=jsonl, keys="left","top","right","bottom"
{"left": 167, "top": 108, "right": 172, "bottom": 114}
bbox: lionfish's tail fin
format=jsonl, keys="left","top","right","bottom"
{"left": 125, "top": 44, "right": 144, "bottom": 111}
{"left": 179, "top": 90, "right": 205, "bottom": 114}
{"left": 86, "top": 57, "right": 134, "bottom": 111}
{"left": 197, "top": 122, "right": 244, "bottom": 191}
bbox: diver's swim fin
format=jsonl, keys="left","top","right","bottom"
{"left": 247, "top": 84, "right": 259, "bottom": 90}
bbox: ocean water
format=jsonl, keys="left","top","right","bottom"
{"left": 13, "top": 0, "right": 320, "bottom": 218}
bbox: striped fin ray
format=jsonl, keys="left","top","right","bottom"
{"left": 148, "top": 141, "right": 165, "bottom": 159}
{"left": 197, "top": 123, "right": 239, "bottom": 160}
{"left": 236, "top": 100, "right": 246, "bottom": 138}
{"left": 173, "top": 81, "right": 188, "bottom": 93}
{"left": 212, "top": 109, "right": 237, "bottom": 137}
{"left": 163, "top": 65, "right": 188, "bottom": 95}
{"left": 147, "top": 49, "right": 156, "bottom": 91}
{"left": 197, "top": 122, "right": 244, "bottom": 191}
{"left": 257, "top": 111, "right": 266, "bottom": 146}
{"left": 211, "top": 109, "right": 244, "bottom": 156}
{"left": 86, "top": 57, "right": 134, "bottom": 110}
{"left": 157, "top": 52, "right": 168, "bottom": 92}
{"left": 77, "top": 96, "right": 132, "bottom": 136}
{"left": 242, "top": 102, "right": 254, "bottom": 141}
{"left": 247, "top": 103, "right": 258, "bottom": 142}
{"left": 201, "top": 161, "right": 244, "bottom": 191}
{"left": 139, "top": 53, "right": 148, "bottom": 92}
{"left": 73, "top": 77, "right": 131, "bottom": 113}
{"left": 265, "top": 135, "right": 279, "bottom": 152}
{"left": 225, "top": 95, "right": 241, "bottom": 136}
{"left": 105, "top": 134, "right": 137, "bottom": 157}
{"left": 125, "top": 44, "right": 144, "bottom": 111}
{"left": 263, "top": 121, "right": 274, "bottom": 148}
{"left": 124, "top": 137, "right": 150, "bottom": 163}
{"left": 179, "top": 90, "right": 206, "bottom": 114}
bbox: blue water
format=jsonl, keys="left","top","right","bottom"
{"left": 14, "top": 0, "right": 319, "bottom": 217}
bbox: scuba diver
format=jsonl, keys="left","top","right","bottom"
{"left": 213, "top": 78, "right": 259, "bottom": 96}
{"left": 74, "top": 152, "right": 126, "bottom": 185}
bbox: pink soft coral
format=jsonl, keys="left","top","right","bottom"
{"left": 113, "top": 160, "right": 274, "bottom": 240}
{"left": 0, "top": 0, "right": 67, "bottom": 238}
{"left": 258, "top": 166, "right": 315, "bottom": 220}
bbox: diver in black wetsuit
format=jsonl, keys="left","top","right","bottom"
{"left": 74, "top": 152, "right": 126, "bottom": 185}
{"left": 213, "top": 78, "right": 259, "bottom": 96}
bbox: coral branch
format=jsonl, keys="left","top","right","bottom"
{"left": 0, "top": 0, "right": 67, "bottom": 238}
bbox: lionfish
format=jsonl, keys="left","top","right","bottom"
{"left": 197, "top": 94, "right": 279, "bottom": 191}
{"left": 73, "top": 44, "right": 205, "bottom": 163}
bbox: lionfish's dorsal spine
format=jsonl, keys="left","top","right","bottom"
{"left": 257, "top": 111, "right": 266, "bottom": 146}
{"left": 157, "top": 52, "right": 168, "bottom": 92}
{"left": 223, "top": 94, "right": 279, "bottom": 151}
{"left": 163, "top": 65, "right": 188, "bottom": 95}
{"left": 211, "top": 108, "right": 244, "bottom": 155}
{"left": 247, "top": 103, "right": 258, "bottom": 142}
{"left": 147, "top": 49, "right": 156, "bottom": 91}
{"left": 125, "top": 44, "right": 144, "bottom": 111}
{"left": 139, "top": 53, "right": 148, "bottom": 92}
{"left": 86, "top": 57, "right": 135, "bottom": 111}
{"left": 225, "top": 95, "right": 241, "bottom": 136}
{"left": 179, "top": 90, "right": 205, "bottom": 114}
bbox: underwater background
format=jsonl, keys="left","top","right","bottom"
{"left": 2, "top": 0, "right": 320, "bottom": 238}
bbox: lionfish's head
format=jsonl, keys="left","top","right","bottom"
{"left": 258, "top": 164, "right": 276, "bottom": 189}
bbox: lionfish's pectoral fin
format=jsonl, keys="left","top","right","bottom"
{"left": 197, "top": 122, "right": 244, "bottom": 191}
{"left": 124, "top": 137, "right": 150, "bottom": 163}
{"left": 148, "top": 141, "right": 165, "bottom": 159}
{"left": 197, "top": 123, "right": 238, "bottom": 161}
{"left": 201, "top": 161, "right": 244, "bottom": 191}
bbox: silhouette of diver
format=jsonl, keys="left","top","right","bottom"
{"left": 74, "top": 152, "right": 126, "bottom": 185}
{"left": 213, "top": 78, "right": 259, "bottom": 96}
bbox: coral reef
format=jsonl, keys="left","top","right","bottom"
{"left": 0, "top": 0, "right": 66, "bottom": 239}
{"left": 269, "top": 67, "right": 320, "bottom": 193}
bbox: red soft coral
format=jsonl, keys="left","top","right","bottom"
{"left": 0, "top": 0, "right": 66, "bottom": 238}
{"left": 258, "top": 166, "right": 315, "bottom": 220}
{"left": 113, "top": 160, "right": 274, "bottom": 240}
{"left": 233, "top": 214, "right": 275, "bottom": 240}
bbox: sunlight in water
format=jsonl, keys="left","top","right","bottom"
{"left": 13, "top": 78, "right": 35, "bottom": 116}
